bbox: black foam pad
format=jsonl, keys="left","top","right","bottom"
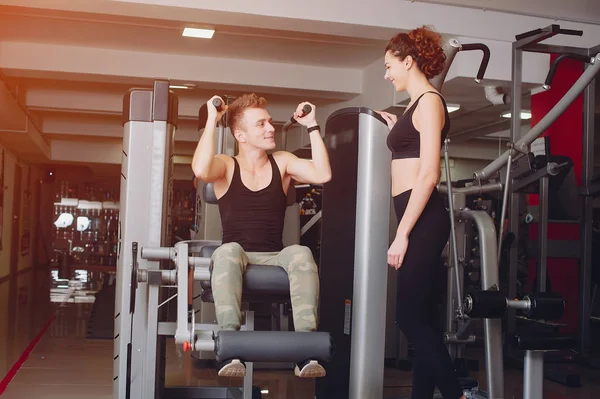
{"left": 200, "top": 289, "right": 290, "bottom": 304}
{"left": 201, "top": 264, "right": 290, "bottom": 294}
{"left": 511, "top": 333, "right": 577, "bottom": 351}
{"left": 203, "top": 183, "right": 218, "bottom": 204}
{"left": 215, "top": 331, "right": 333, "bottom": 363}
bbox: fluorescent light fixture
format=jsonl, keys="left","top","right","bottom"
{"left": 261, "top": 390, "right": 269, "bottom": 394}
{"left": 501, "top": 110, "right": 532, "bottom": 120}
{"left": 446, "top": 104, "right": 460, "bottom": 113}
{"left": 182, "top": 27, "right": 215, "bottom": 39}
{"left": 169, "top": 83, "right": 196, "bottom": 89}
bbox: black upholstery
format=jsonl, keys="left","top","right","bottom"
{"left": 215, "top": 331, "right": 333, "bottom": 363}
{"left": 203, "top": 182, "right": 218, "bottom": 204}
{"left": 197, "top": 244, "right": 291, "bottom": 304}
{"left": 511, "top": 333, "right": 577, "bottom": 351}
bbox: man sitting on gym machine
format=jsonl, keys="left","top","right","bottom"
{"left": 192, "top": 93, "right": 332, "bottom": 378}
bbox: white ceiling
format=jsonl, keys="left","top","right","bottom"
{"left": 0, "top": 0, "right": 598, "bottom": 174}
{"left": 414, "top": 0, "right": 600, "bottom": 25}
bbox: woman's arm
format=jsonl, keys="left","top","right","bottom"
{"left": 396, "top": 93, "right": 444, "bottom": 237}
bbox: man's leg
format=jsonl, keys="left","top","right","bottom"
{"left": 259, "top": 244, "right": 324, "bottom": 377}
{"left": 210, "top": 242, "right": 248, "bottom": 377}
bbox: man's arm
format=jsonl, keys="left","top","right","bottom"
{"left": 191, "top": 96, "right": 228, "bottom": 182}
{"left": 284, "top": 102, "right": 332, "bottom": 184}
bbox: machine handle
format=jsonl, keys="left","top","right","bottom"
{"left": 544, "top": 53, "right": 592, "bottom": 89}
{"left": 460, "top": 43, "right": 491, "bottom": 83}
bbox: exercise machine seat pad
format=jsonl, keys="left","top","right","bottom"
{"left": 198, "top": 244, "right": 291, "bottom": 297}
{"left": 201, "top": 264, "right": 291, "bottom": 303}
{"left": 511, "top": 333, "right": 577, "bottom": 351}
{"left": 215, "top": 331, "right": 333, "bottom": 364}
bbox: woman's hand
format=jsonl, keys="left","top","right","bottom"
{"left": 376, "top": 111, "right": 398, "bottom": 130}
{"left": 388, "top": 234, "right": 409, "bottom": 270}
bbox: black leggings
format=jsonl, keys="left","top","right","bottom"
{"left": 394, "top": 188, "right": 463, "bottom": 399}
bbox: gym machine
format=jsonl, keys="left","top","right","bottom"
{"left": 113, "top": 83, "right": 333, "bottom": 399}
{"left": 439, "top": 24, "right": 600, "bottom": 394}
{"left": 463, "top": 289, "right": 575, "bottom": 399}
{"left": 475, "top": 24, "right": 600, "bottom": 379}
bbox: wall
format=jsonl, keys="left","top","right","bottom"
{"left": 440, "top": 157, "right": 491, "bottom": 183}
{"left": 0, "top": 145, "right": 42, "bottom": 279}
{"left": 17, "top": 164, "right": 42, "bottom": 271}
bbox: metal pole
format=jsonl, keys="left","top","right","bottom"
{"left": 580, "top": 58, "right": 596, "bottom": 355}
{"left": 216, "top": 124, "right": 224, "bottom": 155}
{"left": 523, "top": 351, "right": 544, "bottom": 399}
{"left": 538, "top": 176, "right": 549, "bottom": 293}
{"left": 443, "top": 139, "right": 464, "bottom": 319}
{"left": 497, "top": 150, "right": 513, "bottom": 263}
{"left": 507, "top": 45, "right": 523, "bottom": 338}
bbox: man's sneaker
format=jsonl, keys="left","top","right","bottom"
{"left": 217, "top": 359, "right": 246, "bottom": 377}
{"left": 294, "top": 360, "right": 326, "bottom": 378}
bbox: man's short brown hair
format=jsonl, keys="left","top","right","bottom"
{"left": 227, "top": 93, "right": 268, "bottom": 132}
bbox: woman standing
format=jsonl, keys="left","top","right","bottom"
{"left": 377, "top": 25, "right": 465, "bottom": 399}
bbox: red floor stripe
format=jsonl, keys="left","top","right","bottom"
{"left": 0, "top": 315, "right": 56, "bottom": 395}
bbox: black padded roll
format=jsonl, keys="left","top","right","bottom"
{"left": 201, "top": 288, "right": 290, "bottom": 304}
{"left": 465, "top": 290, "right": 507, "bottom": 318}
{"left": 511, "top": 333, "right": 577, "bottom": 351}
{"left": 201, "top": 264, "right": 290, "bottom": 295}
{"left": 215, "top": 331, "right": 334, "bottom": 363}
{"left": 523, "top": 292, "right": 564, "bottom": 320}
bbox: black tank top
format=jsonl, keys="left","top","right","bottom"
{"left": 217, "top": 154, "right": 287, "bottom": 252}
{"left": 387, "top": 91, "right": 450, "bottom": 160}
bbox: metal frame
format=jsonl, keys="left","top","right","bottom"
{"left": 440, "top": 176, "right": 506, "bottom": 398}
{"left": 113, "top": 81, "right": 177, "bottom": 399}
{"left": 580, "top": 47, "right": 597, "bottom": 356}
{"left": 510, "top": 33, "right": 600, "bottom": 360}
{"left": 472, "top": 27, "right": 600, "bottom": 362}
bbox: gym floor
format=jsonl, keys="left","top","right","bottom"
{"left": 1, "top": 268, "right": 598, "bottom": 399}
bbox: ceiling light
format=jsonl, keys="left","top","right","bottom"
{"left": 501, "top": 110, "right": 532, "bottom": 120}
{"left": 182, "top": 27, "right": 215, "bottom": 39}
{"left": 446, "top": 104, "right": 460, "bottom": 113}
{"left": 261, "top": 390, "right": 269, "bottom": 394}
{"left": 169, "top": 83, "right": 196, "bottom": 89}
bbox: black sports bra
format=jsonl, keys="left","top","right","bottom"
{"left": 386, "top": 91, "right": 451, "bottom": 160}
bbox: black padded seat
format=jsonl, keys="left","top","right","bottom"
{"left": 511, "top": 333, "right": 577, "bottom": 351}
{"left": 197, "top": 244, "right": 291, "bottom": 304}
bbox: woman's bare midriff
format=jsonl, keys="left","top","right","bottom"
{"left": 391, "top": 158, "right": 421, "bottom": 197}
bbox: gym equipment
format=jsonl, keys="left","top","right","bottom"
{"left": 476, "top": 25, "right": 600, "bottom": 374}
{"left": 315, "top": 107, "right": 391, "bottom": 399}
{"left": 465, "top": 287, "right": 578, "bottom": 398}
{"left": 113, "top": 82, "right": 333, "bottom": 399}
{"left": 281, "top": 103, "right": 312, "bottom": 150}
{"left": 441, "top": 145, "right": 505, "bottom": 399}
{"left": 439, "top": 25, "right": 600, "bottom": 390}
{"left": 463, "top": 290, "right": 565, "bottom": 320}
{"left": 139, "top": 240, "right": 333, "bottom": 363}
{"left": 113, "top": 81, "right": 177, "bottom": 399}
